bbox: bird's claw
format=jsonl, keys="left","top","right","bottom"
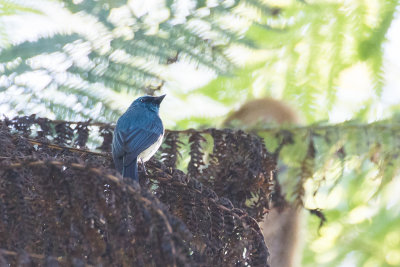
{"left": 141, "top": 158, "right": 148, "bottom": 175}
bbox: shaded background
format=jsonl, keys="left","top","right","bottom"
{"left": 1, "top": 0, "right": 400, "bottom": 266}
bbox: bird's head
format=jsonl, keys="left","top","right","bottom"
{"left": 130, "top": 94, "right": 166, "bottom": 113}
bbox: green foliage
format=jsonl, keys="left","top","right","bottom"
{"left": 0, "top": 0, "right": 41, "bottom": 17}
{"left": 0, "top": 0, "right": 41, "bottom": 48}
{"left": 303, "top": 163, "right": 400, "bottom": 267}
{"left": 1, "top": 0, "right": 397, "bottom": 124}
{"left": 256, "top": 118, "right": 400, "bottom": 266}
{"left": 0, "top": 0, "right": 277, "bottom": 120}
{"left": 194, "top": 0, "right": 400, "bottom": 123}
{"left": 358, "top": 0, "right": 399, "bottom": 95}
{"left": 265, "top": 118, "right": 400, "bottom": 200}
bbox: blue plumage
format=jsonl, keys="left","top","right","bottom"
{"left": 112, "top": 95, "right": 165, "bottom": 181}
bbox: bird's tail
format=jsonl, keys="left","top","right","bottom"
{"left": 123, "top": 157, "right": 139, "bottom": 182}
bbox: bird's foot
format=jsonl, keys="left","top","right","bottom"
{"left": 140, "top": 158, "right": 148, "bottom": 175}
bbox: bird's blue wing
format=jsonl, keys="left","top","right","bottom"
{"left": 122, "top": 126, "right": 162, "bottom": 165}
{"left": 112, "top": 117, "right": 163, "bottom": 168}
{"left": 112, "top": 130, "right": 124, "bottom": 173}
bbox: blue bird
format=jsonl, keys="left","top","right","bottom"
{"left": 112, "top": 95, "right": 165, "bottom": 182}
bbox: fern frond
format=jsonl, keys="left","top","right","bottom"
{"left": 1, "top": 0, "right": 272, "bottom": 119}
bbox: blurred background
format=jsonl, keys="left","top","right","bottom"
{"left": 0, "top": 0, "right": 399, "bottom": 266}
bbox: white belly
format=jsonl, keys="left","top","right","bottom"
{"left": 138, "top": 134, "right": 163, "bottom": 162}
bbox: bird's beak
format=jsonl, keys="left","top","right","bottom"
{"left": 154, "top": 94, "right": 166, "bottom": 104}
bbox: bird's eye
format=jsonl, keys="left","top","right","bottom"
{"left": 140, "top": 99, "right": 144, "bottom": 102}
